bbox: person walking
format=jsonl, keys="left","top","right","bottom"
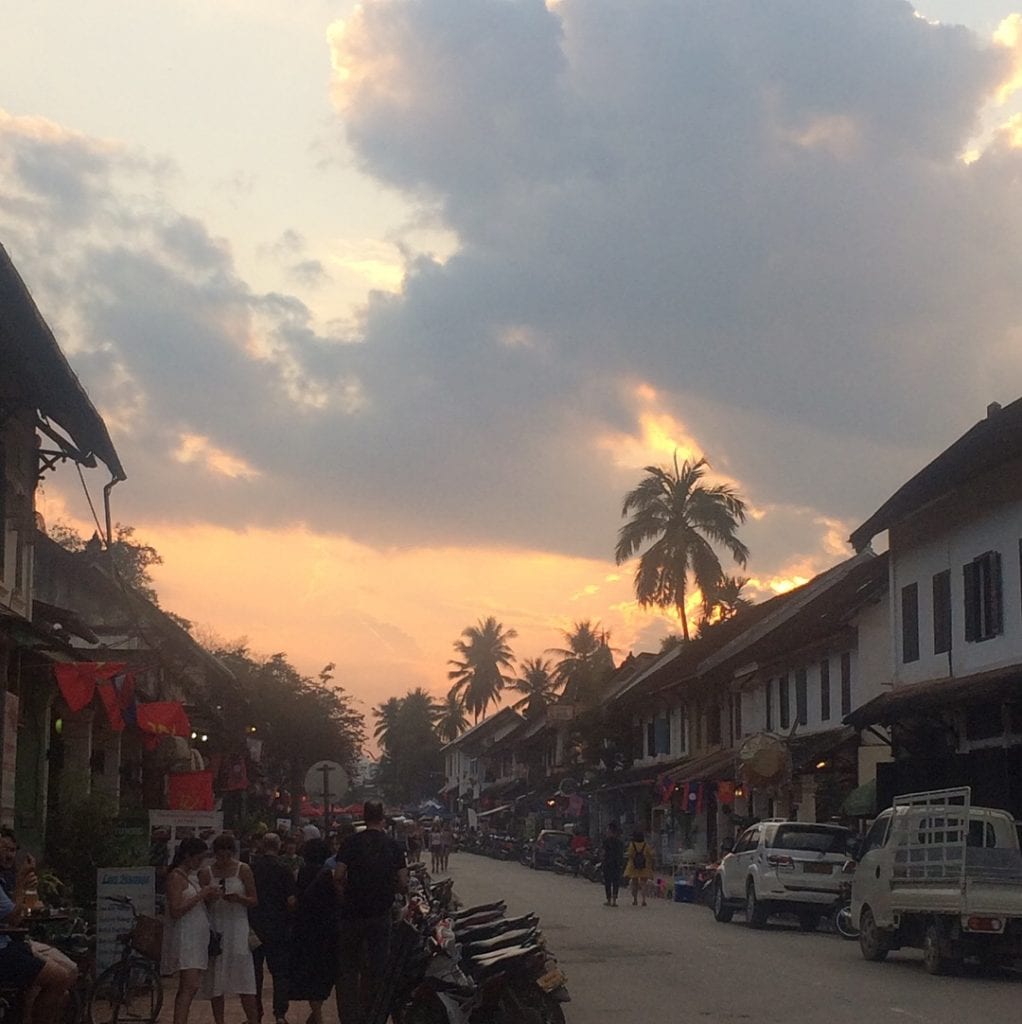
{"left": 250, "top": 832, "right": 295, "bottom": 1024}
{"left": 333, "top": 800, "right": 408, "bottom": 1024}
{"left": 440, "top": 823, "right": 454, "bottom": 873}
{"left": 289, "top": 839, "right": 337, "bottom": 1024}
{"left": 624, "top": 830, "right": 655, "bottom": 906}
{"left": 164, "top": 837, "right": 221, "bottom": 1024}
{"left": 601, "top": 822, "right": 625, "bottom": 907}
{"left": 200, "top": 833, "right": 259, "bottom": 1024}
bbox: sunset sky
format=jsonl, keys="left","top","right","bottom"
{"left": 5, "top": 1, "right": 1022, "bottom": 731}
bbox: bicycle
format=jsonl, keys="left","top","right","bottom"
{"left": 87, "top": 897, "right": 163, "bottom": 1024}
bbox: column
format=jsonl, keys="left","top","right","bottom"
{"left": 59, "top": 707, "right": 94, "bottom": 807}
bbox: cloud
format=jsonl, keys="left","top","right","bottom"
{"left": 6, "top": 0, "right": 1022, "bottom": 607}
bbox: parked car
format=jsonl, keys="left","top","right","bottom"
{"left": 711, "top": 819, "right": 855, "bottom": 930}
{"left": 852, "top": 787, "right": 1022, "bottom": 975}
{"left": 530, "top": 829, "right": 572, "bottom": 869}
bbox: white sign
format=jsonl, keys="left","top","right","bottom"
{"left": 303, "top": 760, "right": 349, "bottom": 807}
{"left": 276, "top": 817, "right": 292, "bottom": 832}
{"left": 96, "top": 867, "right": 156, "bottom": 972}
{"left": 149, "top": 809, "right": 224, "bottom": 862}
{"left": 1, "top": 693, "right": 18, "bottom": 827}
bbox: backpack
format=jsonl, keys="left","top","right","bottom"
{"left": 632, "top": 843, "right": 647, "bottom": 870}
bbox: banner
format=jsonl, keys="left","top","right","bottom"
{"left": 149, "top": 810, "right": 224, "bottom": 864}
{"left": 167, "top": 771, "right": 215, "bottom": 811}
{"left": 136, "top": 702, "right": 191, "bottom": 739}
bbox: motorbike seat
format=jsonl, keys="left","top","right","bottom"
{"left": 460, "top": 927, "right": 538, "bottom": 958}
{"left": 454, "top": 913, "right": 536, "bottom": 941}
{"left": 452, "top": 901, "right": 506, "bottom": 920}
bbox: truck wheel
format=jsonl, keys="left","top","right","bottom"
{"left": 745, "top": 881, "right": 768, "bottom": 929}
{"left": 712, "top": 880, "right": 734, "bottom": 923}
{"left": 858, "top": 906, "right": 889, "bottom": 962}
{"left": 923, "top": 921, "right": 960, "bottom": 976}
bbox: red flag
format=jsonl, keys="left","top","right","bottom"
{"left": 717, "top": 781, "right": 736, "bottom": 804}
{"left": 136, "top": 702, "right": 191, "bottom": 738}
{"left": 168, "top": 771, "right": 215, "bottom": 811}
{"left": 54, "top": 663, "right": 126, "bottom": 712}
{"left": 96, "top": 682, "right": 125, "bottom": 732}
{"left": 224, "top": 758, "right": 249, "bottom": 792}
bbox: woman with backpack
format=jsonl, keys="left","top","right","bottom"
{"left": 624, "top": 830, "right": 655, "bottom": 906}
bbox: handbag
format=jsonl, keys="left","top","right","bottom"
{"left": 208, "top": 929, "right": 223, "bottom": 959}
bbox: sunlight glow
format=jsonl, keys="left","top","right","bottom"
{"left": 173, "top": 434, "right": 261, "bottom": 480}
{"left": 994, "top": 15, "right": 1022, "bottom": 104}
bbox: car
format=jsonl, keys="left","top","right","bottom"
{"left": 711, "top": 820, "right": 856, "bottom": 930}
{"left": 530, "top": 829, "right": 572, "bottom": 869}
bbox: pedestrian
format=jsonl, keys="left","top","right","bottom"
{"left": 601, "top": 822, "right": 625, "bottom": 907}
{"left": 164, "top": 836, "right": 221, "bottom": 1024}
{"left": 200, "top": 833, "right": 260, "bottom": 1024}
{"left": 624, "top": 830, "right": 655, "bottom": 906}
{"left": 440, "top": 823, "right": 454, "bottom": 873}
{"left": 250, "top": 832, "right": 295, "bottom": 1024}
{"left": 333, "top": 800, "right": 408, "bottom": 1024}
{"left": 289, "top": 838, "right": 337, "bottom": 1024}
{"left": 429, "top": 819, "right": 443, "bottom": 874}
{"left": 0, "top": 827, "right": 18, "bottom": 897}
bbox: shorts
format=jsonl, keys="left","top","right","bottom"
{"left": 0, "top": 940, "right": 46, "bottom": 990}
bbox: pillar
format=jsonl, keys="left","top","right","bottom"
{"left": 59, "top": 707, "right": 94, "bottom": 808}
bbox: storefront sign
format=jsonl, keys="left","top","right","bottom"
{"left": 96, "top": 867, "right": 156, "bottom": 972}
{"left": 149, "top": 809, "right": 224, "bottom": 862}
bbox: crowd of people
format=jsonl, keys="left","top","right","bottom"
{"left": 161, "top": 800, "right": 411, "bottom": 1024}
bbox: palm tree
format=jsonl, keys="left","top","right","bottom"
{"left": 372, "top": 696, "right": 402, "bottom": 754}
{"left": 509, "top": 658, "right": 561, "bottom": 718}
{"left": 436, "top": 690, "right": 470, "bottom": 743}
{"left": 701, "top": 574, "right": 752, "bottom": 625}
{"left": 447, "top": 616, "right": 518, "bottom": 723}
{"left": 615, "top": 454, "right": 749, "bottom": 641}
{"left": 548, "top": 620, "right": 615, "bottom": 704}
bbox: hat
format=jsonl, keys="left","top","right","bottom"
{"left": 301, "top": 824, "right": 322, "bottom": 841}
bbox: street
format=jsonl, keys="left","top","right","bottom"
{"left": 448, "top": 852, "right": 1021, "bottom": 1024}
{"left": 155, "top": 850, "right": 1021, "bottom": 1023}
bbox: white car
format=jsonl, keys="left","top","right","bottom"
{"left": 712, "top": 820, "right": 856, "bottom": 930}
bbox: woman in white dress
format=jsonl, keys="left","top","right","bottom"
{"left": 164, "top": 837, "right": 221, "bottom": 1024}
{"left": 200, "top": 833, "right": 259, "bottom": 1024}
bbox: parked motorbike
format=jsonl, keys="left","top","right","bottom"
{"left": 830, "top": 878, "right": 858, "bottom": 939}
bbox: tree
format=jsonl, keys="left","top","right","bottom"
{"left": 436, "top": 691, "right": 469, "bottom": 744}
{"left": 447, "top": 617, "right": 517, "bottom": 722}
{"left": 372, "top": 697, "right": 403, "bottom": 754}
{"left": 509, "top": 657, "right": 560, "bottom": 718}
{"left": 375, "top": 688, "right": 443, "bottom": 805}
{"left": 615, "top": 454, "right": 749, "bottom": 641}
{"left": 548, "top": 620, "right": 615, "bottom": 704}
{"left": 699, "top": 574, "right": 752, "bottom": 631}
{"left": 50, "top": 521, "right": 165, "bottom": 606}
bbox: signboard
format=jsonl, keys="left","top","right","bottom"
{"left": 148, "top": 809, "right": 224, "bottom": 863}
{"left": 303, "top": 760, "right": 349, "bottom": 808}
{"left": 276, "top": 817, "right": 292, "bottom": 833}
{"left": 96, "top": 867, "right": 155, "bottom": 972}
{"left": 1, "top": 693, "right": 18, "bottom": 827}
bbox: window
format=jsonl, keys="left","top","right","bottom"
{"left": 765, "top": 679, "right": 774, "bottom": 731}
{"left": 734, "top": 694, "right": 743, "bottom": 739}
{"left": 779, "top": 675, "right": 791, "bottom": 730}
{"left": 706, "top": 702, "right": 722, "bottom": 746}
{"left": 795, "top": 668, "right": 808, "bottom": 725}
{"left": 646, "top": 720, "right": 656, "bottom": 757}
{"left": 901, "top": 582, "right": 920, "bottom": 662}
{"left": 964, "top": 551, "right": 1002, "bottom": 642}
{"left": 654, "top": 713, "right": 670, "bottom": 755}
{"left": 840, "top": 652, "right": 852, "bottom": 717}
{"left": 862, "top": 815, "right": 890, "bottom": 854}
{"left": 695, "top": 701, "right": 703, "bottom": 749}
{"left": 932, "top": 570, "right": 951, "bottom": 655}
{"left": 820, "top": 658, "right": 831, "bottom": 722}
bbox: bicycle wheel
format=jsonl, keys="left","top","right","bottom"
{"left": 88, "top": 958, "right": 163, "bottom": 1024}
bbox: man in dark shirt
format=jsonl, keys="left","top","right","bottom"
{"left": 333, "top": 800, "right": 407, "bottom": 1024}
{"left": 250, "top": 832, "right": 296, "bottom": 1024}
{"left": 0, "top": 828, "right": 17, "bottom": 897}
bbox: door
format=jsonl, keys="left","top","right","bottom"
{"left": 722, "top": 826, "right": 760, "bottom": 898}
{"left": 852, "top": 812, "right": 891, "bottom": 924}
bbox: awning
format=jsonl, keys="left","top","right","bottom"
{"left": 666, "top": 747, "right": 738, "bottom": 785}
{"left": 846, "top": 665, "right": 1022, "bottom": 727}
{"left": 841, "top": 779, "right": 877, "bottom": 817}
{"left": 476, "top": 804, "right": 513, "bottom": 818}
{"left": 789, "top": 726, "right": 857, "bottom": 773}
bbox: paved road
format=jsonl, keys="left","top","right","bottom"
{"left": 448, "top": 851, "right": 1021, "bottom": 1024}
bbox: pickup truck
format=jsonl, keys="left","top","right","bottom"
{"left": 852, "top": 786, "right": 1022, "bottom": 974}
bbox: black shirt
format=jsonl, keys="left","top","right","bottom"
{"left": 249, "top": 853, "right": 296, "bottom": 939}
{"left": 602, "top": 835, "right": 625, "bottom": 869}
{"left": 336, "top": 828, "right": 406, "bottom": 919}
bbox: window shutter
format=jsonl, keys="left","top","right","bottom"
{"left": 963, "top": 561, "right": 979, "bottom": 642}
{"left": 987, "top": 551, "right": 1003, "bottom": 637}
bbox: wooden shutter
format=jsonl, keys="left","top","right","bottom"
{"left": 963, "top": 560, "right": 979, "bottom": 642}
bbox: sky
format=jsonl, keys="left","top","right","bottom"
{"left": 4, "top": 1, "right": 1022, "bottom": 732}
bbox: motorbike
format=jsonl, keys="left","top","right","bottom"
{"left": 830, "top": 879, "right": 858, "bottom": 939}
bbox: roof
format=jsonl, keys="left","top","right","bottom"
{"left": 440, "top": 706, "right": 524, "bottom": 753}
{"left": 0, "top": 244, "right": 125, "bottom": 480}
{"left": 666, "top": 746, "right": 738, "bottom": 784}
{"left": 845, "top": 664, "right": 1022, "bottom": 727}
{"left": 850, "top": 398, "right": 1022, "bottom": 552}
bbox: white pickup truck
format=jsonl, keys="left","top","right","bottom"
{"left": 852, "top": 786, "right": 1022, "bottom": 974}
